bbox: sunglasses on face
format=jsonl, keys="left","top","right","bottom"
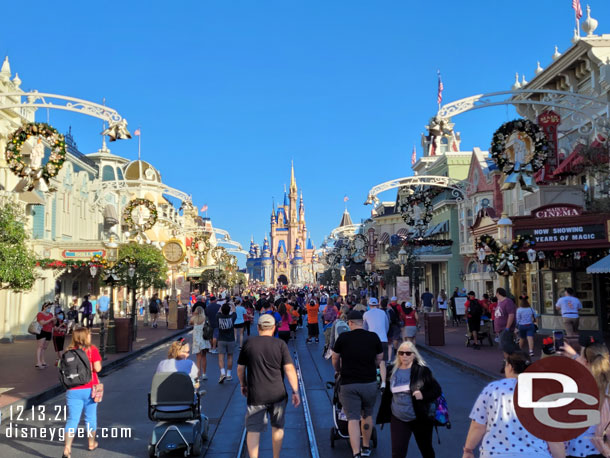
{"left": 398, "top": 351, "right": 414, "bottom": 356}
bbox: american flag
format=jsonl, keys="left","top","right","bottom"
{"left": 343, "top": 195, "right": 349, "bottom": 202}
{"left": 134, "top": 128, "right": 141, "bottom": 136}
{"left": 411, "top": 145, "right": 417, "bottom": 166}
{"left": 437, "top": 70, "right": 444, "bottom": 106}
{"left": 573, "top": 0, "right": 582, "bottom": 20}
{"left": 200, "top": 204, "right": 208, "bottom": 212}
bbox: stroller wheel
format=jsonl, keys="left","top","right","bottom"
{"left": 330, "top": 427, "right": 336, "bottom": 448}
{"left": 372, "top": 427, "right": 378, "bottom": 448}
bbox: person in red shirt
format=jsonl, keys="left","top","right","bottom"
{"left": 306, "top": 300, "right": 320, "bottom": 343}
{"left": 36, "top": 302, "right": 56, "bottom": 369}
{"left": 63, "top": 327, "right": 102, "bottom": 457}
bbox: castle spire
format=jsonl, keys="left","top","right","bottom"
{"left": 290, "top": 160, "right": 297, "bottom": 194}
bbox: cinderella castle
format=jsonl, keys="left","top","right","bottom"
{"left": 246, "top": 164, "right": 316, "bottom": 286}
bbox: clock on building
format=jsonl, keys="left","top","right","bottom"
{"left": 276, "top": 251, "right": 287, "bottom": 262}
{"left": 162, "top": 239, "right": 185, "bottom": 263}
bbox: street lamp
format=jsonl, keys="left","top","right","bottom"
{"left": 340, "top": 264, "right": 346, "bottom": 281}
{"left": 477, "top": 247, "right": 486, "bottom": 263}
{"left": 89, "top": 265, "right": 98, "bottom": 278}
{"left": 127, "top": 262, "right": 137, "bottom": 341}
{"left": 101, "top": 236, "right": 119, "bottom": 357}
{"left": 496, "top": 213, "right": 513, "bottom": 293}
{"left": 527, "top": 248, "right": 537, "bottom": 264}
{"left": 398, "top": 246, "right": 408, "bottom": 276}
{"left": 364, "top": 259, "right": 372, "bottom": 273}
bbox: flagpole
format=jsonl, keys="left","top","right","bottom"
{"left": 575, "top": 9, "right": 580, "bottom": 37}
{"left": 138, "top": 127, "right": 141, "bottom": 161}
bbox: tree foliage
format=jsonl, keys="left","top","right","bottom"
{"left": 114, "top": 242, "right": 168, "bottom": 290}
{"left": 0, "top": 202, "right": 36, "bottom": 291}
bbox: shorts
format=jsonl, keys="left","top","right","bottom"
{"left": 245, "top": 398, "right": 287, "bottom": 432}
{"left": 468, "top": 317, "right": 481, "bottom": 333}
{"left": 234, "top": 323, "right": 245, "bottom": 329}
{"left": 307, "top": 323, "right": 319, "bottom": 337}
{"left": 278, "top": 331, "right": 291, "bottom": 343}
{"left": 213, "top": 328, "right": 219, "bottom": 340}
{"left": 289, "top": 323, "right": 297, "bottom": 332}
{"left": 381, "top": 342, "right": 389, "bottom": 362}
{"left": 339, "top": 382, "right": 378, "bottom": 421}
{"left": 37, "top": 330, "right": 52, "bottom": 341}
{"left": 53, "top": 335, "right": 65, "bottom": 352}
{"left": 518, "top": 323, "right": 535, "bottom": 338}
{"left": 388, "top": 326, "right": 401, "bottom": 341}
{"left": 217, "top": 340, "right": 236, "bottom": 355}
{"left": 403, "top": 326, "right": 417, "bottom": 338}
{"left": 149, "top": 307, "right": 159, "bottom": 314}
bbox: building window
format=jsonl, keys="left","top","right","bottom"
{"left": 468, "top": 261, "right": 478, "bottom": 274}
{"left": 102, "top": 165, "right": 116, "bottom": 182}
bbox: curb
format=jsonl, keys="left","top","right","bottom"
{"left": 417, "top": 343, "right": 502, "bottom": 382}
{"left": 0, "top": 326, "right": 192, "bottom": 419}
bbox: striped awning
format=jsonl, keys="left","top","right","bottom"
{"left": 587, "top": 254, "right": 610, "bottom": 274}
{"left": 379, "top": 232, "right": 390, "bottom": 244}
{"left": 397, "top": 228, "right": 410, "bottom": 237}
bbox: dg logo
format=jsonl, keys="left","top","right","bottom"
{"left": 514, "top": 356, "right": 600, "bottom": 441}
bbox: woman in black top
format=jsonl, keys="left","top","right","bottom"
{"left": 376, "top": 341, "right": 442, "bottom": 458}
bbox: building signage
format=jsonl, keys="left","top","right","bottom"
{"left": 538, "top": 110, "right": 560, "bottom": 171}
{"left": 534, "top": 206, "right": 582, "bottom": 219}
{"left": 516, "top": 224, "right": 607, "bottom": 246}
{"left": 396, "top": 276, "right": 410, "bottom": 303}
{"left": 62, "top": 249, "right": 105, "bottom": 259}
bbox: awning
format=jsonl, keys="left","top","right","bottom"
{"left": 424, "top": 221, "right": 449, "bottom": 237}
{"left": 587, "top": 254, "right": 610, "bottom": 274}
{"left": 397, "top": 228, "right": 410, "bottom": 237}
{"left": 19, "top": 191, "right": 45, "bottom": 205}
{"left": 379, "top": 232, "right": 390, "bottom": 244}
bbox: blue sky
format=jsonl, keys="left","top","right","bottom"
{"left": 1, "top": 1, "right": 607, "bottom": 266}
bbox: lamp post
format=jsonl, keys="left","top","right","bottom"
{"left": 398, "top": 246, "right": 408, "bottom": 276}
{"left": 180, "top": 260, "right": 189, "bottom": 303}
{"left": 497, "top": 213, "right": 513, "bottom": 293}
{"left": 101, "top": 236, "right": 119, "bottom": 357}
{"left": 128, "top": 262, "right": 137, "bottom": 341}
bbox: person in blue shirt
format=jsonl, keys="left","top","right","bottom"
{"left": 97, "top": 290, "right": 110, "bottom": 324}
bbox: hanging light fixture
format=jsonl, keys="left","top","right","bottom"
{"left": 89, "top": 265, "right": 98, "bottom": 278}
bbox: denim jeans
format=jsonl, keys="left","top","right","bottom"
{"left": 65, "top": 388, "right": 97, "bottom": 435}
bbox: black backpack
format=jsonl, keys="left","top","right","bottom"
{"left": 468, "top": 299, "right": 483, "bottom": 317}
{"left": 58, "top": 349, "right": 92, "bottom": 389}
{"left": 202, "top": 320, "right": 214, "bottom": 341}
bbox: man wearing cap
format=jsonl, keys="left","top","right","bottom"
{"left": 362, "top": 297, "right": 389, "bottom": 389}
{"left": 332, "top": 310, "right": 383, "bottom": 458}
{"left": 237, "top": 313, "right": 300, "bottom": 458}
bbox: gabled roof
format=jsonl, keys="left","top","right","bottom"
{"left": 339, "top": 209, "right": 353, "bottom": 227}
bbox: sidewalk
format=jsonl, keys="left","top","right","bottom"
{"left": 0, "top": 316, "right": 190, "bottom": 415}
{"left": 416, "top": 322, "right": 545, "bottom": 381}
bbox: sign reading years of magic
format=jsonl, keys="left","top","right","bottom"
{"left": 515, "top": 224, "right": 607, "bottom": 245}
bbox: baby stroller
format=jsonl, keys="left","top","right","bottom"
{"left": 326, "top": 377, "right": 378, "bottom": 449}
{"left": 465, "top": 316, "right": 494, "bottom": 347}
{"left": 147, "top": 372, "right": 209, "bottom": 457}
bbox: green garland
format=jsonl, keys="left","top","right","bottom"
{"left": 477, "top": 234, "right": 536, "bottom": 276}
{"left": 123, "top": 198, "right": 158, "bottom": 231}
{"left": 490, "top": 119, "right": 549, "bottom": 174}
{"left": 5, "top": 122, "right": 66, "bottom": 183}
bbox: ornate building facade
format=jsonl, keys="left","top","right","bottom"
{"left": 247, "top": 164, "right": 315, "bottom": 286}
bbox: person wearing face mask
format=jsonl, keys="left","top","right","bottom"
{"left": 53, "top": 310, "right": 68, "bottom": 366}
{"left": 36, "top": 302, "right": 56, "bottom": 369}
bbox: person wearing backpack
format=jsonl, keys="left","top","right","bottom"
{"left": 376, "top": 341, "right": 442, "bottom": 458}
{"left": 465, "top": 292, "right": 483, "bottom": 350}
{"left": 189, "top": 306, "right": 211, "bottom": 381}
{"left": 61, "top": 326, "right": 102, "bottom": 458}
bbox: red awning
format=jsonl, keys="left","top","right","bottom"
{"left": 553, "top": 145, "right": 585, "bottom": 177}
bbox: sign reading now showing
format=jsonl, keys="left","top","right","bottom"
{"left": 516, "top": 224, "right": 607, "bottom": 245}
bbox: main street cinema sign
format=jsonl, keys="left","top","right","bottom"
{"left": 514, "top": 205, "right": 610, "bottom": 250}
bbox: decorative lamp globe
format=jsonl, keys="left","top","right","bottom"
{"left": 128, "top": 264, "right": 136, "bottom": 278}
{"left": 477, "top": 247, "right": 486, "bottom": 263}
{"left": 339, "top": 265, "right": 346, "bottom": 278}
{"left": 398, "top": 246, "right": 408, "bottom": 265}
{"left": 89, "top": 265, "right": 98, "bottom": 278}
{"left": 365, "top": 259, "right": 372, "bottom": 273}
{"left": 527, "top": 248, "right": 537, "bottom": 264}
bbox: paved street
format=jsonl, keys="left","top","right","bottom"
{"left": 0, "top": 323, "right": 487, "bottom": 457}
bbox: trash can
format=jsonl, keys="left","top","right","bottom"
{"left": 114, "top": 317, "right": 133, "bottom": 352}
{"left": 177, "top": 307, "right": 187, "bottom": 330}
{"left": 424, "top": 312, "right": 445, "bottom": 346}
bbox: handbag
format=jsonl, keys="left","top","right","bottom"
{"left": 91, "top": 383, "right": 104, "bottom": 403}
{"left": 530, "top": 308, "right": 539, "bottom": 332}
{"left": 28, "top": 319, "right": 42, "bottom": 335}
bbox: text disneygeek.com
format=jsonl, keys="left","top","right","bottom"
{"left": 4, "top": 424, "right": 132, "bottom": 442}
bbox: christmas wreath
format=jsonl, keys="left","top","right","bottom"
{"left": 490, "top": 119, "right": 549, "bottom": 190}
{"left": 477, "top": 234, "right": 535, "bottom": 276}
{"left": 397, "top": 186, "right": 439, "bottom": 228}
{"left": 191, "top": 234, "right": 211, "bottom": 258}
{"left": 123, "top": 198, "right": 158, "bottom": 231}
{"left": 5, "top": 122, "right": 66, "bottom": 191}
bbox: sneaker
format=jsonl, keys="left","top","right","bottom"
{"left": 494, "top": 336, "right": 500, "bottom": 343}
{"left": 529, "top": 350, "right": 535, "bottom": 357}
{"left": 225, "top": 375, "right": 233, "bottom": 381}
{"left": 361, "top": 446, "right": 371, "bottom": 457}
{"left": 201, "top": 374, "right": 208, "bottom": 380}
{"left": 306, "top": 339, "right": 311, "bottom": 344}
{"left": 218, "top": 375, "right": 226, "bottom": 384}
{"left": 315, "top": 338, "right": 319, "bottom": 343}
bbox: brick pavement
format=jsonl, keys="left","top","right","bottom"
{"left": 0, "top": 315, "right": 188, "bottom": 413}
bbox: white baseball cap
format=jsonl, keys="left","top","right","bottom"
{"left": 368, "top": 298, "right": 379, "bottom": 306}
{"left": 391, "top": 296, "right": 397, "bottom": 302}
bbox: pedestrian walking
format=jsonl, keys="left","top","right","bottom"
{"left": 66, "top": 299, "right": 78, "bottom": 335}
{"left": 53, "top": 311, "right": 68, "bottom": 366}
{"left": 555, "top": 287, "right": 582, "bottom": 342}
{"left": 289, "top": 303, "right": 300, "bottom": 340}
{"left": 322, "top": 299, "right": 339, "bottom": 345}
{"left": 450, "top": 288, "right": 460, "bottom": 326}
{"left": 436, "top": 290, "right": 448, "bottom": 326}
{"left": 35, "top": 301, "right": 56, "bottom": 369}
{"left": 462, "top": 351, "right": 564, "bottom": 457}
{"left": 163, "top": 295, "right": 170, "bottom": 318}
{"left": 234, "top": 297, "right": 247, "bottom": 348}
{"left": 400, "top": 302, "right": 418, "bottom": 344}
{"left": 217, "top": 303, "right": 237, "bottom": 383}
{"left": 62, "top": 327, "right": 102, "bottom": 458}
{"left": 237, "top": 314, "right": 300, "bottom": 458}
{"left": 363, "top": 297, "right": 389, "bottom": 388}
{"left": 516, "top": 295, "right": 536, "bottom": 357}
{"left": 385, "top": 297, "right": 401, "bottom": 361}
{"left": 90, "top": 295, "right": 97, "bottom": 327}
{"left": 277, "top": 303, "right": 291, "bottom": 344}
{"left": 80, "top": 295, "right": 92, "bottom": 328}
{"left": 244, "top": 299, "right": 254, "bottom": 337}
{"left": 189, "top": 307, "right": 211, "bottom": 381}
{"left": 205, "top": 296, "right": 221, "bottom": 353}
{"left": 332, "top": 310, "right": 383, "bottom": 458}
{"left": 465, "top": 291, "right": 483, "bottom": 350}
{"left": 494, "top": 288, "right": 516, "bottom": 336}
{"left": 306, "top": 299, "right": 320, "bottom": 343}
{"left": 149, "top": 293, "right": 161, "bottom": 328}
{"left": 376, "top": 341, "right": 442, "bottom": 458}
{"left": 421, "top": 288, "right": 435, "bottom": 314}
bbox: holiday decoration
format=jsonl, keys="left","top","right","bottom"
{"left": 123, "top": 198, "right": 158, "bottom": 232}
{"left": 490, "top": 119, "right": 549, "bottom": 191}
{"left": 5, "top": 122, "right": 67, "bottom": 192}
{"left": 397, "top": 186, "right": 438, "bottom": 231}
{"left": 89, "top": 254, "right": 109, "bottom": 269}
{"left": 191, "top": 234, "right": 211, "bottom": 259}
{"left": 402, "top": 239, "right": 453, "bottom": 247}
{"left": 477, "top": 234, "right": 536, "bottom": 276}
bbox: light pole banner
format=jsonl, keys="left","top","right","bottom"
{"left": 339, "top": 281, "right": 348, "bottom": 297}
{"left": 396, "top": 276, "right": 410, "bottom": 303}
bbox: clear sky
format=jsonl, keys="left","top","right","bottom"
{"left": 1, "top": 1, "right": 607, "bottom": 265}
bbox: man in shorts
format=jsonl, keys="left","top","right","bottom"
{"left": 237, "top": 314, "right": 300, "bottom": 458}
{"left": 332, "top": 310, "right": 383, "bottom": 458}
{"left": 205, "top": 296, "right": 220, "bottom": 353}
